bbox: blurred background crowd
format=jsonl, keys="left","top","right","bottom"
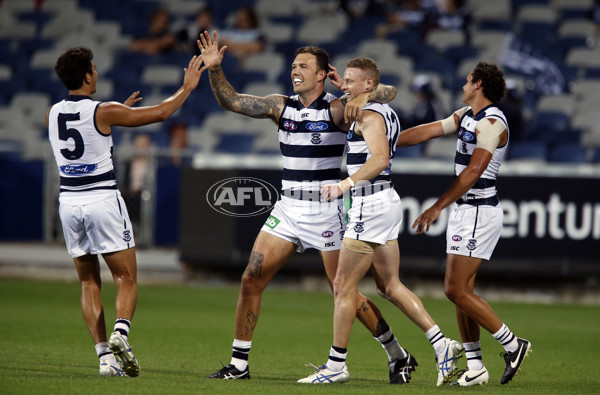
{"left": 1, "top": 0, "right": 600, "bottom": 248}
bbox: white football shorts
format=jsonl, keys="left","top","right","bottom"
{"left": 344, "top": 187, "right": 402, "bottom": 245}
{"left": 260, "top": 196, "right": 344, "bottom": 252}
{"left": 59, "top": 190, "right": 135, "bottom": 258}
{"left": 446, "top": 203, "right": 503, "bottom": 260}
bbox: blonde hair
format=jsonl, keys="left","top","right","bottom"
{"left": 346, "top": 57, "right": 380, "bottom": 86}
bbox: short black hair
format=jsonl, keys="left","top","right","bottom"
{"left": 55, "top": 46, "right": 94, "bottom": 90}
{"left": 295, "top": 46, "right": 330, "bottom": 74}
{"left": 471, "top": 61, "right": 507, "bottom": 103}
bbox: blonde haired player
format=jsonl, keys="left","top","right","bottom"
{"left": 299, "top": 57, "right": 463, "bottom": 386}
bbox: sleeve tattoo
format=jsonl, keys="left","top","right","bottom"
{"left": 209, "top": 68, "right": 279, "bottom": 119}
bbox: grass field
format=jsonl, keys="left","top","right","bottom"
{"left": 0, "top": 277, "right": 598, "bottom": 394}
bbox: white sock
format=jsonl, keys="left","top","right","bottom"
{"left": 230, "top": 339, "right": 251, "bottom": 371}
{"left": 114, "top": 318, "right": 131, "bottom": 341}
{"left": 325, "top": 345, "right": 347, "bottom": 371}
{"left": 374, "top": 328, "right": 406, "bottom": 361}
{"left": 96, "top": 342, "right": 117, "bottom": 364}
{"left": 425, "top": 325, "right": 446, "bottom": 356}
{"left": 492, "top": 324, "right": 518, "bottom": 353}
{"left": 464, "top": 341, "right": 484, "bottom": 371}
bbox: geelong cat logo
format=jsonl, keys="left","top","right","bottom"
{"left": 206, "top": 177, "right": 279, "bottom": 217}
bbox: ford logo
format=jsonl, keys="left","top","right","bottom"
{"left": 60, "top": 163, "right": 98, "bottom": 174}
{"left": 322, "top": 231, "right": 334, "bottom": 238}
{"left": 306, "top": 122, "right": 328, "bottom": 131}
{"left": 206, "top": 177, "right": 279, "bottom": 217}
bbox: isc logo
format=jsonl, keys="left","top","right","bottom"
{"left": 206, "top": 177, "right": 279, "bottom": 217}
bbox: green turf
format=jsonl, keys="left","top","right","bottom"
{"left": 0, "top": 277, "right": 598, "bottom": 394}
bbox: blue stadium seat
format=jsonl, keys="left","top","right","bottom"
{"left": 508, "top": 141, "right": 548, "bottom": 161}
{"left": 214, "top": 132, "right": 255, "bottom": 154}
{"left": 592, "top": 148, "right": 600, "bottom": 163}
{"left": 548, "top": 143, "right": 588, "bottom": 163}
{"left": 518, "top": 22, "right": 557, "bottom": 52}
{"left": 395, "top": 144, "right": 423, "bottom": 159}
{"left": 444, "top": 45, "right": 479, "bottom": 68}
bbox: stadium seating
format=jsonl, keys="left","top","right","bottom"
{"left": 0, "top": 0, "right": 599, "bottom": 165}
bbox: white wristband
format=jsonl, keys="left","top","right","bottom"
{"left": 346, "top": 177, "right": 355, "bottom": 188}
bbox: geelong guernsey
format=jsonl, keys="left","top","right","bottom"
{"left": 278, "top": 92, "right": 347, "bottom": 193}
{"left": 454, "top": 104, "right": 508, "bottom": 204}
{"left": 48, "top": 95, "right": 117, "bottom": 194}
{"left": 346, "top": 102, "right": 400, "bottom": 191}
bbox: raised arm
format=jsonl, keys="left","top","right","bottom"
{"left": 198, "top": 30, "right": 285, "bottom": 122}
{"left": 96, "top": 55, "right": 205, "bottom": 131}
{"left": 396, "top": 106, "right": 468, "bottom": 147}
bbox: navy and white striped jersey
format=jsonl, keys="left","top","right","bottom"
{"left": 48, "top": 95, "right": 117, "bottom": 194}
{"left": 454, "top": 104, "right": 509, "bottom": 201}
{"left": 346, "top": 102, "right": 400, "bottom": 183}
{"left": 278, "top": 92, "right": 347, "bottom": 192}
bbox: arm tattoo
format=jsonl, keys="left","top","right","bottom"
{"left": 369, "top": 85, "right": 396, "bottom": 104}
{"left": 244, "top": 251, "right": 264, "bottom": 278}
{"left": 208, "top": 67, "right": 278, "bottom": 119}
{"left": 208, "top": 68, "right": 238, "bottom": 110}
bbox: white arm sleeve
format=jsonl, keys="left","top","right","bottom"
{"left": 440, "top": 106, "right": 469, "bottom": 135}
{"left": 475, "top": 118, "right": 506, "bottom": 154}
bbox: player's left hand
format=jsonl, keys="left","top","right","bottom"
{"left": 123, "top": 91, "right": 142, "bottom": 107}
{"left": 412, "top": 205, "right": 442, "bottom": 234}
{"left": 327, "top": 64, "right": 343, "bottom": 90}
{"left": 183, "top": 54, "right": 206, "bottom": 90}
{"left": 320, "top": 183, "right": 343, "bottom": 202}
{"left": 345, "top": 92, "right": 369, "bottom": 123}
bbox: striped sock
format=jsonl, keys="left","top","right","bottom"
{"left": 464, "top": 341, "right": 484, "bottom": 371}
{"left": 374, "top": 328, "right": 406, "bottom": 362}
{"left": 425, "top": 325, "right": 447, "bottom": 356}
{"left": 95, "top": 342, "right": 116, "bottom": 363}
{"left": 114, "top": 318, "right": 131, "bottom": 340}
{"left": 325, "top": 345, "right": 347, "bottom": 372}
{"left": 492, "top": 324, "right": 518, "bottom": 353}
{"left": 230, "top": 339, "right": 251, "bottom": 371}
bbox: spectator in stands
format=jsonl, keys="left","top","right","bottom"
{"left": 430, "top": 0, "right": 471, "bottom": 43}
{"left": 338, "top": 0, "right": 385, "bottom": 19}
{"left": 122, "top": 134, "right": 153, "bottom": 231}
{"left": 218, "top": 6, "right": 265, "bottom": 66}
{"left": 189, "top": 7, "right": 217, "bottom": 56}
{"left": 167, "top": 121, "right": 191, "bottom": 166}
{"left": 497, "top": 79, "right": 524, "bottom": 141}
{"left": 400, "top": 74, "right": 446, "bottom": 129}
{"left": 129, "top": 8, "right": 180, "bottom": 55}
{"left": 375, "top": 0, "right": 429, "bottom": 38}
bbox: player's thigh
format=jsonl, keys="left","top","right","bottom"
{"left": 247, "top": 230, "right": 297, "bottom": 281}
{"left": 445, "top": 253, "right": 481, "bottom": 292}
{"left": 73, "top": 254, "right": 101, "bottom": 284}
{"left": 371, "top": 239, "right": 400, "bottom": 287}
{"left": 103, "top": 247, "right": 137, "bottom": 281}
{"left": 335, "top": 246, "right": 374, "bottom": 291}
